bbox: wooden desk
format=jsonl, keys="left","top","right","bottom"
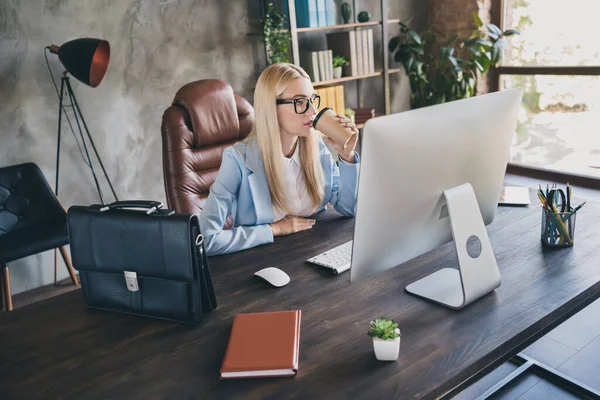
{"left": 1, "top": 200, "right": 600, "bottom": 399}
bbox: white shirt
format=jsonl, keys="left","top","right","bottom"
{"left": 272, "top": 144, "right": 315, "bottom": 222}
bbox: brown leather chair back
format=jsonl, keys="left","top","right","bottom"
{"left": 161, "top": 80, "right": 254, "bottom": 215}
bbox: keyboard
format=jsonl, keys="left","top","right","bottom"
{"left": 307, "top": 241, "right": 353, "bottom": 275}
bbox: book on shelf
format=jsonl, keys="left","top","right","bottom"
{"left": 367, "top": 29, "right": 375, "bottom": 74}
{"left": 355, "top": 29, "right": 364, "bottom": 75}
{"left": 315, "top": 50, "right": 333, "bottom": 81}
{"left": 315, "top": 85, "right": 344, "bottom": 114}
{"left": 302, "top": 51, "right": 320, "bottom": 82}
{"left": 325, "top": 0, "right": 336, "bottom": 25}
{"left": 220, "top": 310, "right": 302, "bottom": 379}
{"left": 353, "top": 107, "right": 376, "bottom": 125}
{"left": 326, "top": 50, "right": 333, "bottom": 80}
{"left": 295, "top": 0, "right": 318, "bottom": 28}
{"left": 294, "top": 0, "right": 337, "bottom": 28}
{"left": 326, "top": 31, "right": 358, "bottom": 77}
{"left": 334, "top": 85, "right": 345, "bottom": 115}
{"left": 317, "top": 51, "right": 326, "bottom": 81}
{"left": 316, "top": 0, "right": 326, "bottom": 26}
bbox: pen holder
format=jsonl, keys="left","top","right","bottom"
{"left": 541, "top": 207, "right": 576, "bottom": 248}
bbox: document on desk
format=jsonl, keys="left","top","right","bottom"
{"left": 220, "top": 310, "right": 301, "bottom": 379}
{"left": 498, "top": 186, "right": 531, "bottom": 206}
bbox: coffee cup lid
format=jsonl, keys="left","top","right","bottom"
{"left": 312, "top": 107, "right": 333, "bottom": 130}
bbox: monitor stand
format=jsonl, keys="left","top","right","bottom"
{"left": 405, "top": 183, "right": 501, "bottom": 310}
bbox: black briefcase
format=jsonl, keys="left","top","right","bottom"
{"left": 67, "top": 200, "right": 217, "bottom": 324}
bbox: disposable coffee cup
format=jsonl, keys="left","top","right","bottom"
{"left": 312, "top": 107, "right": 356, "bottom": 149}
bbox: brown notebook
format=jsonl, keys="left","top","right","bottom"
{"left": 220, "top": 310, "right": 301, "bottom": 379}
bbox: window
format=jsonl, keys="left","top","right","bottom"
{"left": 494, "top": 0, "right": 600, "bottom": 180}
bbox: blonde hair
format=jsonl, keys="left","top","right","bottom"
{"left": 252, "top": 62, "right": 325, "bottom": 215}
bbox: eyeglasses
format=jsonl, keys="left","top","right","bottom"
{"left": 276, "top": 94, "right": 321, "bottom": 114}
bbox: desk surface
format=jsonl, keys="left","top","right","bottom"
{"left": 1, "top": 198, "right": 600, "bottom": 399}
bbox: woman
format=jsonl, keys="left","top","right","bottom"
{"left": 199, "top": 63, "right": 360, "bottom": 256}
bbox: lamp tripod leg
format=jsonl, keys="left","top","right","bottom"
{"left": 55, "top": 77, "right": 65, "bottom": 196}
{"left": 65, "top": 79, "right": 119, "bottom": 203}
{"left": 63, "top": 79, "right": 104, "bottom": 203}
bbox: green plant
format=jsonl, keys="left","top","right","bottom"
{"left": 388, "top": 13, "right": 520, "bottom": 109}
{"left": 332, "top": 55, "right": 349, "bottom": 68}
{"left": 262, "top": 2, "right": 290, "bottom": 65}
{"left": 367, "top": 317, "right": 401, "bottom": 340}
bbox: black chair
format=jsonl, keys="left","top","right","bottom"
{"left": 0, "top": 163, "right": 78, "bottom": 311}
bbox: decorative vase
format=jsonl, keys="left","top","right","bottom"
{"left": 372, "top": 337, "right": 400, "bottom": 361}
{"left": 341, "top": 2, "right": 352, "bottom": 24}
{"left": 333, "top": 66, "right": 342, "bottom": 79}
{"left": 357, "top": 11, "right": 371, "bottom": 23}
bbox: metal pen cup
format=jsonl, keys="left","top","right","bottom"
{"left": 541, "top": 207, "right": 576, "bottom": 247}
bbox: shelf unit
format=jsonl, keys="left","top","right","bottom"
{"left": 263, "top": 0, "right": 398, "bottom": 116}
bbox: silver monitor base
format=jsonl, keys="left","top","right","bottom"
{"left": 405, "top": 183, "right": 501, "bottom": 310}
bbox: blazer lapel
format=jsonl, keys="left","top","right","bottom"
{"left": 245, "top": 141, "right": 274, "bottom": 224}
{"left": 320, "top": 153, "right": 333, "bottom": 208}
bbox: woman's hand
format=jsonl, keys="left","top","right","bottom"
{"left": 323, "top": 113, "right": 359, "bottom": 163}
{"left": 270, "top": 216, "right": 316, "bottom": 236}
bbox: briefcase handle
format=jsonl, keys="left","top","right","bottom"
{"left": 100, "top": 200, "right": 171, "bottom": 215}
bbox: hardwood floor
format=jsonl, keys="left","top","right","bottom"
{"left": 11, "top": 275, "right": 79, "bottom": 310}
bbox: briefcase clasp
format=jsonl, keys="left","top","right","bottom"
{"left": 124, "top": 271, "right": 140, "bottom": 292}
{"left": 195, "top": 234, "right": 204, "bottom": 255}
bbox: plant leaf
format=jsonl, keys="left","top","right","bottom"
{"left": 415, "top": 61, "right": 423, "bottom": 75}
{"left": 395, "top": 50, "right": 410, "bottom": 63}
{"left": 446, "top": 34, "right": 459, "bottom": 46}
{"left": 449, "top": 56, "right": 458, "bottom": 68}
{"left": 405, "top": 57, "right": 414, "bottom": 73}
{"left": 503, "top": 29, "right": 520, "bottom": 36}
{"left": 487, "top": 31, "right": 499, "bottom": 40}
{"left": 486, "top": 23, "right": 502, "bottom": 36}
{"left": 388, "top": 36, "right": 400, "bottom": 53}
{"left": 480, "top": 54, "right": 490, "bottom": 71}
{"left": 474, "top": 60, "right": 484, "bottom": 72}
{"left": 411, "top": 45, "right": 424, "bottom": 55}
{"left": 438, "top": 47, "right": 454, "bottom": 60}
{"left": 464, "top": 37, "right": 478, "bottom": 46}
{"left": 475, "top": 38, "right": 493, "bottom": 48}
{"left": 408, "top": 30, "right": 422, "bottom": 45}
{"left": 473, "top": 12, "right": 484, "bottom": 27}
{"left": 491, "top": 43, "right": 500, "bottom": 65}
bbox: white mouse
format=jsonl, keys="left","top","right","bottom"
{"left": 254, "top": 267, "right": 290, "bottom": 288}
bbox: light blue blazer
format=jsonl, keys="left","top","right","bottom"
{"left": 199, "top": 136, "right": 360, "bottom": 256}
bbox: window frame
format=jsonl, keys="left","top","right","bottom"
{"left": 491, "top": 0, "right": 600, "bottom": 189}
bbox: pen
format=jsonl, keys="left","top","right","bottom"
{"left": 566, "top": 182, "right": 571, "bottom": 211}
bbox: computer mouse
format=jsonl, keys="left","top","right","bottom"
{"left": 254, "top": 267, "right": 290, "bottom": 288}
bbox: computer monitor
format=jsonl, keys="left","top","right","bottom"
{"left": 350, "top": 88, "right": 522, "bottom": 307}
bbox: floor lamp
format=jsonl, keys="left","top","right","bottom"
{"left": 46, "top": 38, "right": 119, "bottom": 204}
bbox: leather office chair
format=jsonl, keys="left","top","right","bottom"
{"left": 161, "top": 79, "right": 254, "bottom": 215}
{"left": 0, "top": 163, "right": 78, "bottom": 311}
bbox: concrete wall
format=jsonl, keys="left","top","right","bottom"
{"left": 0, "top": 0, "right": 426, "bottom": 295}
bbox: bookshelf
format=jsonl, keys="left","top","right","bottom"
{"left": 313, "top": 68, "right": 402, "bottom": 88}
{"left": 263, "top": 0, "right": 397, "bottom": 117}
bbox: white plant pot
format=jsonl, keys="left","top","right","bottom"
{"left": 372, "top": 337, "right": 400, "bottom": 361}
{"left": 333, "top": 66, "right": 342, "bottom": 79}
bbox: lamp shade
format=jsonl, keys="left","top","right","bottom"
{"left": 49, "top": 38, "right": 110, "bottom": 88}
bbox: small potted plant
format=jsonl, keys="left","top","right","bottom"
{"left": 368, "top": 317, "right": 401, "bottom": 361}
{"left": 332, "top": 55, "right": 349, "bottom": 79}
{"left": 344, "top": 108, "right": 355, "bottom": 125}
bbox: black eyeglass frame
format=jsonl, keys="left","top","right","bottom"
{"left": 275, "top": 94, "right": 321, "bottom": 114}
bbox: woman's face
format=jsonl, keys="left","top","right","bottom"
{"left": 276, "top": 77, "right": 318, "bottom": 139}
